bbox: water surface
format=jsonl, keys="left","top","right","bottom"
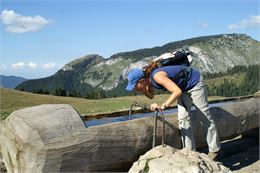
{"left": 84, "top": 101, "right": 234, "bottom": 127}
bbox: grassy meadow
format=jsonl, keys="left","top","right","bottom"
{"left": 0, "top": 88, "right": 225, "bottom": 120}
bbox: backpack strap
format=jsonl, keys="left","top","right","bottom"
{"left": 171, "top": 66, "right": 192, "bottom": 91}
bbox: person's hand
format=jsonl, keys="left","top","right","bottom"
{"left": 150, "top": 103, "right": 161, "bottom": 111}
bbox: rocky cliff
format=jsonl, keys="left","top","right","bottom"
{"left": 16, "top": 34, "right": 260, "bottom": 96}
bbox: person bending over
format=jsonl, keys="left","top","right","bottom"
{"left": 125, "top": 65, "right": 220, "bottom": 160}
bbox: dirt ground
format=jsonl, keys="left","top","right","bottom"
{"left": 216, "top": 132, "right": 259, "bottom": 173}
{"left": 221, "top": 145, "right": 259, "bottom": 173}
{"left": 197, "top": 133, "right": 259, "bottom": 173}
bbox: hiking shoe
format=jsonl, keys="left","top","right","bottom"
{"left": 208, "top": 152, "right": 218, "bottom": 161}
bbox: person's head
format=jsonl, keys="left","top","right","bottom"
{"left": 125, "top": 68, "right": 154, "bottom": 99}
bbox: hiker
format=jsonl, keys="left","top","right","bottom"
{"left": 125, "top": 65, "right": 220, "bottom": 160}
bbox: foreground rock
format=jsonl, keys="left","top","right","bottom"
{"left": 0, "top": 122, "right": 6, "bottom": 173}
{"left": 129, "top": 145, "right": 231, "bottom": 173}
{"left": 0, "top": 149, "right": 6, "bottom": 172}
{"left": 0, "top": 98, "right": 259, "bottom": 172}
{"left": 0, "top": 156, "right": 6, "bottom": 173}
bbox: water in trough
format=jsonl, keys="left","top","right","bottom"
{"left": 85, "top": 101, "right": 235, "bottom": 127}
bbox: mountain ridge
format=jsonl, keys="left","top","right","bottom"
{"left": 0, "top": 75, "right": 28, "bottom": 89}
{"left": 16, "top": 33, "right": 260, "bottom": 98}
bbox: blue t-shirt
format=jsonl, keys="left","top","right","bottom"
{"left": 150, "top": 65, "right": 200, "bottom": 91}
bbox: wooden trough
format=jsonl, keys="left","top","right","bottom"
{"left": 0, "top": 97, "right": 259, "bottom": 173}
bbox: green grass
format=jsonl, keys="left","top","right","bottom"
{"left": 0, "top": 88, "right": 225, "bottom": 120}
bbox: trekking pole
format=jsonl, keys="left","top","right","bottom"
{"left": 152, "top": 111, "right": 158, "bottom": 148}
{"left": 152, "top": 109, "right": 166, "bottom": 148}
{"left": 161, "top": 109, "right": 165, "bottom": 147}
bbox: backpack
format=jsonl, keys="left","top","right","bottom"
{"left": 142, "top": 49, "right": 193, "bottom": 78}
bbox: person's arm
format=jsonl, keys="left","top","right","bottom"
{"left": 150, "top": 71, "right": 182, "bottom": 111}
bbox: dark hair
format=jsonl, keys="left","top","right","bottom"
{"left": 142, "top": 61, "right": 162, "bottom": 78}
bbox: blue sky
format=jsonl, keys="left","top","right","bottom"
{"left": 1, "top": 0, "right": 259, "bottom": 79}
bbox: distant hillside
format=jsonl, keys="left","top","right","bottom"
{"left": 16, "top": 33, "right": 260, "bottom": 98}
{"left": 0, "top": 75, "right": 28, "bottom": 89}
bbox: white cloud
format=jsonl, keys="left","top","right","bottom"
{"left": 228, "top": 14, "right": 260, "bottom": 30}
{"left": 42, "top": 62, "right": 56, "bottom": 69}
{"left": 11, "top": 62, "right": 25, "bottom": 70}
{"left": 197, "top": 21, "right": 208, "bottom": 28}
{"left": 0, "top": 9, "right": 51, "bottom": 33}
{"left": 8, "top": 62, "right": 58, "bottom": 71}
{"left": 28, "top": 62, "right": 37, "bottom": 69}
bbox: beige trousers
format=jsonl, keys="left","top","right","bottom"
{"left": 177, "top": 76, "right": 220, "bottom": 152}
